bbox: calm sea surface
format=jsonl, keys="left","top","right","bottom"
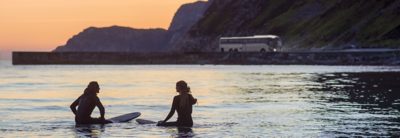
{"left": 1, "top": 60, "right": 400, "bottom": 137}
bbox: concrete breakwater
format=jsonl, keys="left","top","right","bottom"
{"left": 12, "top": 51, "right": 400, "bottom": 65}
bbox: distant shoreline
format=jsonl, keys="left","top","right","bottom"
{"left": 12, "top": 51, "right": 400, "bottom": 65}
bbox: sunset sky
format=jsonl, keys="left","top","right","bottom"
{"left": 0, "top": 0, "right": 203, "bottom": 59}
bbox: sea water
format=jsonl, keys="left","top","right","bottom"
{"left": 1, "top": 60, "right": 400, "bottom": 137}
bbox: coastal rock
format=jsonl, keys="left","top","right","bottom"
{"left": 168, "top": 1, "right": 210, "bottom": 33}
{"left": 168, "top": 1, "right": 210, "bottom": 49}
{"left": 54, "top": 1, "right": 211, "bottom": 53}
{"left": 54, "top": 26, "right": 169, "bottom": 52}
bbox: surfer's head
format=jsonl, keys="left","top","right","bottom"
{"left": 84, "top": 81, "right": 100, "bottom": 95}
{"left": 176, "top": 80, "right": 190, "bottom": 94}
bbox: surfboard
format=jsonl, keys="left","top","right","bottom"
{"left": 108, "top": 112, "right": 141, "bottom": 123}
{"left": 136, "top": 119, "right": 157, "bottom": 124}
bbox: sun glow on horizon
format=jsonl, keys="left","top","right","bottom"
{"left": 0, "top": 0, "right": 202, "bottom": 54}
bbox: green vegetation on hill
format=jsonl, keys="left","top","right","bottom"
{"left": 178, "top": 0, "right": 400, "bottom": 51}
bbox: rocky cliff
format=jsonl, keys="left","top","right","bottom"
{"left": 169, "top": 1, "right": 210, "bottom": 32}
{"left": 54, "top": 1, "right": 210, "bottom": 53}
{"left": 175, "top": 0, "right": 400, "bottom": 52}
{"left": 168, "top": 1, "right": 210, "bottom": 49}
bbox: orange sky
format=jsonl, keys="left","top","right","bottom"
{"left": 0, "top": 0, "right": 203, "bottom": 58}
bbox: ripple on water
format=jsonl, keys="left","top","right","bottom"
{"left": 1, "top": 65, "right": 400, "bottom": 137}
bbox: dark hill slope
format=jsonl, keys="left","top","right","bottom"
{"left": 175, "top": 0, "right": 400, "bottom": 52}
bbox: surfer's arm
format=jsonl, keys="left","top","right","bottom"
{"left": 190, "top": 94, "right": 197, "bottom": 105}
{"left": 163, "top": 97, "right": 177, "bottom": 122}
{"left": 95, "top": 97, "right": 106, "bottom": 119}
{"left": 163, "top": 108, "right": 175, "bottom": 122}
{"left": 70, "top": 98, "right": 79, "bottom": 115}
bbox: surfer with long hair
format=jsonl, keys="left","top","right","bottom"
{"left": 70, "top": 81, "right": 112, "bottom": 124}
{"left": 158, "top": 80, "right": 197, "bottom": 127}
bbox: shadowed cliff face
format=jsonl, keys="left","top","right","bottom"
{"left": 168, "top": 1, "right": 210, "bottom": 50}
{"left": 174, "top": 0, "right": 400, "bottom": 52}
{"left": 169, "top": 1, "right": 210, "bottom": 33}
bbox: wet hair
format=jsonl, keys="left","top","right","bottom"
{"left": 84, "top": 81, "right": 99, "bottom": 95}
{"left": 176, "top": 80, "right": 190, "bottom": 94}
{"left": 176, "top": 80, "right": 191, "bottom": 108}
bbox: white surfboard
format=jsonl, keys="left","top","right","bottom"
{"left": 108, "top": 112, "right": 141, "bottom": 123}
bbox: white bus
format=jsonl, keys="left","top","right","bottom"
{"left": 219, "top": 35, "right": 282, "bottom": 52}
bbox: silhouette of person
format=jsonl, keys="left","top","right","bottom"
{"left": 157, "top": 80, "right": 197, "bottom": 127}
{"left": 70, "top": 81, "right": 112, "bottom": 124}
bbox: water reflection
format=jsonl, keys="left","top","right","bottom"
{"left": 311, "top": 72, "right": 400, "bottom": 108}
{"left": 309, "top": 72, "right": 400, "bottom": 136}
{"left": 172, "top": 127, "right": 195, "bottom": 138}
{"left": 74, "top": 124, "right": 106, "bottom": 138}
{"left": 3, "top": 63, "right": 400, "bottom": 137}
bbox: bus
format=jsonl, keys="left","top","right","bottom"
{"left": 219, "top": 35, "right": 282, "bottom": 52}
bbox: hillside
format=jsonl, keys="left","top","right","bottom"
{"left": 174, "top": 0, "right": 400, "bottom": 52}
{"left": 54, "top": 26, "right": 169, "bottom": 52}
{"left": 54, "top": 1, "right": 210, "bottom": 53}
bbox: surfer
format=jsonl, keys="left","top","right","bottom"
{"left": 70, "top": 81, "right": 112, "bottom": 124}
{"left": 157, "top": 80, "right": 197, "bottom": 127}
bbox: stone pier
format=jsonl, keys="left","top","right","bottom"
{"left": 12, "top": 51, "right": 400, "bottom": 65}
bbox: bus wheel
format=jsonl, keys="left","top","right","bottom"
{"left": 229, "top": 49, "right": 233, "bottom": 52}
{"left": 221, "top": 48, "right": 225, "bottom": 53}
{"left": 234, "top": 49, "right": 239, "bottom": 52}
{"left": 260, "top": 48, "right": 266, "bottom": 52}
